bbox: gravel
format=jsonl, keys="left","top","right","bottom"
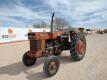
{"left": 0, "top": 34, "right": 107, "bottom": 80}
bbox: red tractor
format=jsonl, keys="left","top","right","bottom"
{"left": 22, "top": 13, "right": 86, "bottom": 76}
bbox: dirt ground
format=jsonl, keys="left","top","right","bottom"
{"left": 0, "top": 34, "right": 107, "bottom": 80}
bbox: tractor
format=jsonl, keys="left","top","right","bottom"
{"left": 22, "top": 13, "right": 86, "bottom": 76}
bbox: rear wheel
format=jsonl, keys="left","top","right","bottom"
{"left": 43, "top": 56, "right": 60, "bottom": 76}
{"left": 22, "top": 51, "right": 37, "bottom": 66}
{"left": 70, "top": 33, "right": 86, "bottom": 61}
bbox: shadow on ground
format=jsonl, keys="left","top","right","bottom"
{"left": 0, "top": 58, "right": 44, "bottom": 75}
{"left": 0, "top": 55, "right": 74, "bottom": 80}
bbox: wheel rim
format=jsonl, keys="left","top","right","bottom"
{"left": 76, "top": 39, "right": 85, "bottom": 56}
{"left": 48, "top": 61, "right": 59, "bottom": 75}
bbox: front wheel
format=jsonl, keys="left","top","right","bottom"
{"left": 22, "top": 51, "right": 37, "bottom": 66}
{"left": 43, "top": 56, "right": 60, "bottom": 76}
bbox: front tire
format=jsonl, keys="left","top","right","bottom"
{"left": 70, "top": 33, "right": 86, "bottom": 61}
{"left": 22, "top": 51, "right": 37, "bottom": 66}
{"left": 43, "top": 56, "right": 60, "bottom": 76}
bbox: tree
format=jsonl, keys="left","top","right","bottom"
{"left": 41, "top": 21, "right": 47, "bottom": 28}
{"left": 33, "top": 21, "right": 47, "bottom": 28}
{"left": 33, "top": 23, "right": 41, "bottom": 28}
{"left": 54, "top": 17, "right": 69, "bottom": 30}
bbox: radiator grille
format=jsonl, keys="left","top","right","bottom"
{"left": 30, "top": 40, "right": 41, "bottom": 51}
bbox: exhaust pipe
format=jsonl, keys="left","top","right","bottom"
{"left": 50, "top": 13, "right": 54, "bottom": 38}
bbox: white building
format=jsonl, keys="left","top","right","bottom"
{"left": 0, "top": 27, "right": 50, "bottom": 43}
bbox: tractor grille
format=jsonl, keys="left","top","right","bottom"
{"left": 30, "top": 40, "right": 41, "bottom": 51}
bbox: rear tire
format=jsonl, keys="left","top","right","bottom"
{"left": 22, "top": 51, "right": 37, "bottom": 66}
{"left": 43, "top": 56, "right": 60, "bottom": 76}
{"left": 70, "top": 33, "right": 86, "bottom": 61}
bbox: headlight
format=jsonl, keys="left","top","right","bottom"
{"left": 28, "top": 33, "right": 35, "bottom": 39}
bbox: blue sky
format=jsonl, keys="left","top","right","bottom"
{"left": 0, "top": 0, "right": 107, "bottom": 29}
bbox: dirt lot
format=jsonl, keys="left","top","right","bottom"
{"left": 0, "top": 34, "right": 107, "bottom": 80}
